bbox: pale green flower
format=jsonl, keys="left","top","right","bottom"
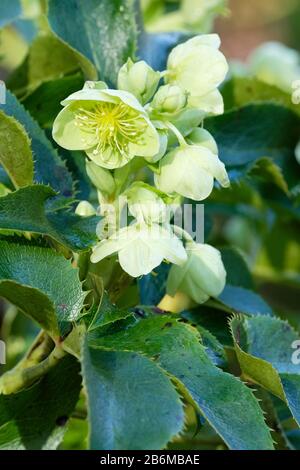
{"left": 91, "top": 223, "right": 187, "bottom": 277}
{"left": 118, "top": 58, "right": 161, "bottom": 104}
{"left": 126, "top": 183, "right": 167, "bottom": 224}
{"left": 75, "top": 201, "right": 96, "bottom": 217}
{"left": 155, "top": 143, "right": 229, "bottom": 201}
{"left": 145, "top": 128, "right": 169, "bottom": 163}
{"left": 151, "top": 84, "right": 188, "bottom": 115}
{"left": 186, "top": 127, "right": 218, "bottom": 153}
{"left": 165, "top": 34, "right": 228, "bottom": 114}
{"left": 167, "top": 241, "right": 226, "bottom": 303}
{"left": 53, "top": 86, "right": 160, "bottom": 169}
{"left": 248, "top": 42, "right": 300, "bottom": 94}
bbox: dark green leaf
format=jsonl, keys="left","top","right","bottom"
{"left": 206, "top": 104, "right": 300, "bottom": 193}
{"left": 48, "top": 0, "right": 138, "bottom": 84}
{"left": 0, "top": 239, "right": 86, "bottom": 335}
{"left": 22, "top": 73, "right": 84, "bottom": 128}
{"left": 88, "top": 292, "right": 132, "bottom": 331}
{"left": 182, "top": 306, "right": 233, "bottom": 347}
{"left": 0, "top": 110, "right": 33, "bottom": 188}
{"left": 82, "top": 340, "right": 185, "bottom": 450}
{"left": 0, "top": 185, "right": 98, "bottom": 252}
{"left": 231, "top": 315, "right": 300, "bottom": 426}
{"left": 1, "top": 91, "right": 73, "bottom": 197}
{"left": 89, "top": 315, "right": 274, "bottom": 450}
{"left": 220, "top": 247, "right": 254, "bottom": 289}
{"left": 0, "top": 356, "right": 81, "bottom": 449}
{"left": 218, "top": 285, "right": 273, "bottom": 316}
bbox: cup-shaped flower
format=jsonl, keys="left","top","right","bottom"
{"left": 91, "top": 222, "right": 187, "bottom": 277}
{"left": 118, "top": 58, "right": 161, "bottom": 104}
{"left": 52, "top": 86, "right": 160, "bottom": 169}
{"left": 151, "top": 84, "right": 188, "bottom": 115}
{"left": 165, "top": 34, "right": 228, "bottom": 114}
{"left": 167, "top": 241, "right": 226, "bottom": 304}
{"left": 155, "top": 143, "right": 229, "bottom": 201}
{"left": 126, "top": 183, "right": 167, "bottom": 224}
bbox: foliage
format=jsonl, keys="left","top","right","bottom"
{"left": 0, "top": 0, "right": 299, "bottom": 452}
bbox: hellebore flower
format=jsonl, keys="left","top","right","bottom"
{"left": 126, "top": 183, "right": 167, "bottom": 224}
{"left": 118, "top": 58, "right": 161, "bottom": 104}
{"left": 154, "top": 143, "right": 229, "bottom": 201}
{"left": 165, "top": 34, "right": 228, "bottom": 114}
{"left": 53, "top": 85, "right": 160, "bottom": 169}
{"left": 91, "top": 223, "right": 187, "bottom": 278}
{"left": 167, "top": 241, "right": 226, "bottom": 304}
{"left": 248, "top": 42, "right": 300, "bottom": 94}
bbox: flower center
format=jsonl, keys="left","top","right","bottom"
{"left": 74, "top": 102, "right": 147, "bottom": 160}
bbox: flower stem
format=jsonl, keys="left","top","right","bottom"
{"left": 165, "top": 121, "right": 187, "bottom": 147}
{"left": 158, "top": 292, "right": 196, "bottom": 313}
{"left": 0, "top": 344, "right": 66, "bottom": 395}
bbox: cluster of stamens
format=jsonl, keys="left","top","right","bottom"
{"left": 74, "top": 102, "right": 147, "bottom": 163}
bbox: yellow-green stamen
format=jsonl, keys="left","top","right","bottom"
{"left": 74, "top": 102, "right": 147, "bottom": 163}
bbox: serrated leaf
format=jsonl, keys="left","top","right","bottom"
{"left": 0, "top": 110, "right": 33, "bottom": 188}
{"left": 0, "top": 185, "right": 98, "bottom": 252}
{"left": 182, "top": 305, "right": 233, "bottom": 347}
{"left": 1, "top": 91, "right": 73, "bottom": 197}
{"left": 230, "top": 315, "right": 300, "bottom": 426}
{"left": 0, "top": 239, "right": 86, "bottom": 336}
{"left": 88, "top": 292, "right": 132, "bottom": 331}
{"left": 0, "top": 356, "right": 81, "bottom": 449}
{"left": 82, "top": 340, "right": 185, "bottom": 450}
{"left": 206, "top": 104, "right": 300, "bottom": 193}
{"left": 47, "top": 0, "right": 138, "bottom": 85}
{"left": 89, "top": 315, "right": 274, "bottom": 450}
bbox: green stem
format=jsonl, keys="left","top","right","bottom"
{"left": 14, "top": 330, "right": 54, "bottom": 371}
{"left": 0, "top": 344, "right": 66, "bottom": 395}
{"left": 165, "top": 121, "right": 187, "bottom": 147}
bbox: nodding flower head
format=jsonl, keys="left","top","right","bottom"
{"left": 52, "top": 85, "right": 160, "bottom": 169}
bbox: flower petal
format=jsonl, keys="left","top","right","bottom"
{"left": 52, "top": 104, "right": 97, "bottom": 150}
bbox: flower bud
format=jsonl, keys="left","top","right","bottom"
{"left": 167, "top": 241, "right": 226, "bottom": 304}
{"left": 155, "top": 144, "right": 229, "bottom": 201}
{"left": 151, "top": 84, "right": 187, "bottom": 114}
{"left": 86, "top": 160, "right": 116, "bottom": 197}
{"left": 126, "top": 183, "right": 167, "bottom": 224}
{"left": 75, "top": 201, "right": 96, "bottom": 217}
{"left": 118, "top": 58, "right": 161, "bottom": 104}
